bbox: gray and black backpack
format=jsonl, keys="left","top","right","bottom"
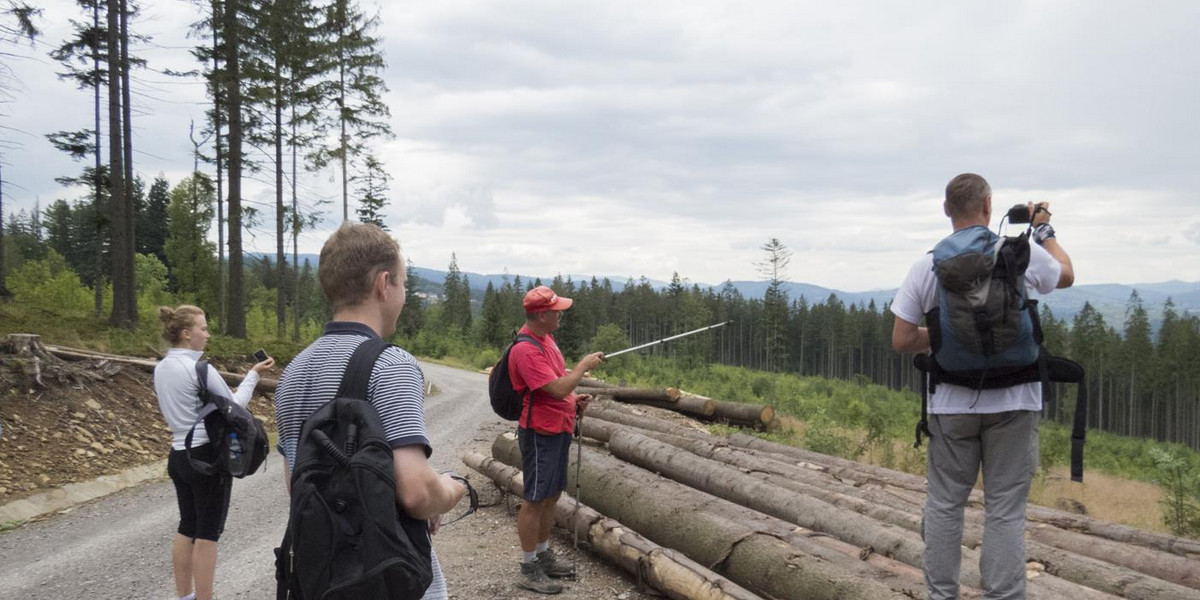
{"left": 913, "top": 225, "right": 1089, "bottom": 481}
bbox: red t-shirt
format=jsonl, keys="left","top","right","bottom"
{"left": 508, "top": 326, "right": 576, "bottom": 434}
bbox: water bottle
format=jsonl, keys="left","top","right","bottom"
{"left": 227, "top": 431, "right": 245, "bottom": 475}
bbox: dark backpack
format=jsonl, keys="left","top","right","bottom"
{"left": 185, "top": 360, "right": 269, "bottom": 478}
{"left": 488, "top": 333, "right": 544, "bottom": 422}
{"left": 928, "top": 226, "right": 1039, "bottom": 376}
{"left": 914, "top": 226, "right": 1088, "bottom": 481}
{"left": 275, "top": 337, "right": 433, "bottom": 600}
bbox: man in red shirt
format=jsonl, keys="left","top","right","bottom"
{"left": 509, "top": 285, "right": 605, "bottom": 594}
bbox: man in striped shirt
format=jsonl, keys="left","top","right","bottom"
{"left": 275, "top": 222, "right": 466, "bottom": 599}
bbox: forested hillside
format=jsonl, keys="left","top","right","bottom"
{"left": 5, "top": 209, "right": 1198, "bottom": 454}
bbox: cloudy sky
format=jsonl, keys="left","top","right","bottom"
{"left": 4, "top": 0, "right": 1199, "bottom": 291}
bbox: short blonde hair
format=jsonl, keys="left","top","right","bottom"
{"left": 319, "top": 222, "right": 403, "bottom": 312}
{"left": 159, "top": 305, "right": 204, "bottom": 345}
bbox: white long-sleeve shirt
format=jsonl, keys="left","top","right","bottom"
{"left": 154, "top": 348, "right": 260, "bottom": 450}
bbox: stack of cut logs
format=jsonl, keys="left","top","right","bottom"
{"left": 465, "top": 387, "right": 1200, "bottom": 600}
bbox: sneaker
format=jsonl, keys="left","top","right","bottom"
{"left": 536, "top": 549, "right": 576, "bottom": 579}
{"left": 517, "top": 561, "right": 564, "bottom": 594}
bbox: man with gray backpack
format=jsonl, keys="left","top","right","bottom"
{"left": 274, "top": 223, "right": 466, "bottom": 600}
{"left": 891, "top": 173, "right": 1075, "bottom": 600}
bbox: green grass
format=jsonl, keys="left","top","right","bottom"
{"left": 0, "top": 520, "right": 25, "bottom": 534}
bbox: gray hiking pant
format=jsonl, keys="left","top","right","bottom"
{"left": 923, "top": 410, "right": 1039, "bottom": 600}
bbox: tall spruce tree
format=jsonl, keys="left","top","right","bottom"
{"left": 46, "top": 0, "right": 110, "bottom": 314}
{"left": 313, "top": 0, "right": 392, "bottom": 222}
{"left": 164, "top": 173, "right": 218, "bottom": 307}
{"left": 442, "top": 253, "right": 472, "bottom": 334}
{"left": 354, "top": 153, "right": 389, "bottom": 229}
{"left": 757, "top": 237, "right": 792, "bottom": 371}
{"left": 137, "top": 175, "right": 170, "bottom": 264}
{"left": 223, "top": 0, "right": 247, "bottom": 337}
{"left": 397, "top": 258, "right": 424, "bottom": 338}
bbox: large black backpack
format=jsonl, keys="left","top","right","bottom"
{"left": 275, "top": 337, "right": 433, "bottom": 600}
{"left": 488, "top": 333, "right": 544, "bottom": 422}
{"left": 185, "top": 360, "right": 269, "bottom": 478}
{"left": 914, "top": 227, "right": 1089, "bottom": 482}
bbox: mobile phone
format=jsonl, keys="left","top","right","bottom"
{"left": 254, "top": 348, "right": 268, "bottom": 362}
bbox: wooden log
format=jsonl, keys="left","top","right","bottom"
{"left": 581, "top": 387, "right": 718, "bottom": 418}
{"left": 579, "top": 386, "right": 682, "bottom": 401}
{"left": 707, "top": 402, "right": 774, "bottom": 428}
{"left": 585, "top": 402, "right": 711, "bottom": 437}
{"left": 605, "top": 429, "right": 975, "bottom": 590}
{"left": 610, "top": 428, "right": 1198, "bottom": 599}
{"left": 491, "top": 433, "right": 927, "bottom": 600}
{"left": 727, "top": 430, "right": 1200, "bottom": 560}
{"left": 46, "top": 344, "right": 278, "bottom": 394}
{"left": 587, "top": 400, "right": 1200, "bottom": 579}
{"left": 462, "top": 452, "right": 765, "bottom": 600}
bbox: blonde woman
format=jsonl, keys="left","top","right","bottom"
{"left": 154, "top": 305, "right": 273, "bottom": 600}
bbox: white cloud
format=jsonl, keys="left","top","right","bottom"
{"left": 5, "top": 0, "right": 1200, "bottom": 291}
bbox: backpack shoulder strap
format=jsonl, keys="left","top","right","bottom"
{"left": 514, "top": 333, "right": 545, "bottom": 354}
{"left": 512, "top": 333, "right": 547, "bottom": 427}
{"left": 195, "top": 360, "right": 212, "bottom": 404}
{"left": 337, "top": 337, "right": 392, "bottom": 401}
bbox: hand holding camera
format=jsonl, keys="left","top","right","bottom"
{"left": 1004, "top": 201, "right": 1056, "bottom": 244}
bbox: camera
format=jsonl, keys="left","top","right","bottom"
{"left": 1006, "top": 204, "right": 1031, "bottom": 224}
{"left": 254, "top": 348, "right": 268, "bottom": 362}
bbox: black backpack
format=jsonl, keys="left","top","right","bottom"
{"left": 275, "top": 337, "right": 433, "bottom": 600}
{"left": 185, "top": 360, "right": 269, "bottom": 478}
{"left": 488, "top": 333, "right": 544, "bottom": 422}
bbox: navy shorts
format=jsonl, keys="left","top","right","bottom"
{"left": 168, "top": 445, "right": 232, "bottom": 542}
{"left": 518, "top": 429, "right": 572, "bottom": 502}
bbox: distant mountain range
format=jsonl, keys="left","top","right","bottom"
{"left": 263, "top": 254, "right": 1200, "bottom": 330}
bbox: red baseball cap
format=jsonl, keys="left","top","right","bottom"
{"left": 523, "top": 286, "right": 573, "bottom": 313}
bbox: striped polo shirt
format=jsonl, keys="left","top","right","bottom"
{"left": 274, "top": 321, "right": 447, "bottom": 600}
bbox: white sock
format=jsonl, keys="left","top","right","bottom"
{"left": 179, "top": 594, "right": 195, "bottom": 600}
{"left": 535, "top": 541, "right": 549, "bottom": 553}
{"left": 522, "top": 549, "right": 537, "bottom": 563}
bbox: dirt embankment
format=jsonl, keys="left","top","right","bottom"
{"left": 0, "top": 352, "right": 277, "bottom": 505}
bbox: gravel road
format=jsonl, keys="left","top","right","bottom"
{"left": 0, "top": 361, "right": 656, "bottom": 600}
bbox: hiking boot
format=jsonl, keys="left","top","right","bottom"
{"left": 517, "top": 561, "right": 564, "bottom": 594}
{"left": 536, "top": 549, "right": 576, "bottom": 579}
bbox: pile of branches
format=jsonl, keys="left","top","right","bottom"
{"left": 467, "top": 399, "right": 1200, "bottom": 600}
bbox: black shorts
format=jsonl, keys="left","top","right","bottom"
{"left": 518, "top": 429, "right": 572, "bottom": 502}
{"left": 168, "top": 445, "right": 232, "bottom": 542}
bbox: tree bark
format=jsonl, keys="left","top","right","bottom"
{"left": 582, "top": 390, "right": 716, "bottom": 417}
{"left": 707, "top": 402, "right": 773, "bottom": 428}
{"left": 224, "top": 0, "right": 245, "bottom": 337}
{"left": 106, "top": 0, "right": 128, "bottom": 329}
{"left": 491, "top": 433, "right": 928, "bottom": 600}
{"left": 584, "top": 411, "right": 1200, "bottom": 597}
{"left": 576, "top": 386, "right": 682, "bottom": 402}
{"left": 728, "top": 431, "right": 1200, "bottom": 559}
{"left": 462, "top": 452, "right": 765, "bottom": 600}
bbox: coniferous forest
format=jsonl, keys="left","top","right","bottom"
{"left": 2, "top": 0, "right": 1197, "bottom": 457}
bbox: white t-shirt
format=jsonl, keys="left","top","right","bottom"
{"left": 891, "top": 237, "right": 1062, "bottom": 414}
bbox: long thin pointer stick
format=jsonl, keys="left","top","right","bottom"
{"left": 603, "top": 321, "right": 731, "bottom": 358}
